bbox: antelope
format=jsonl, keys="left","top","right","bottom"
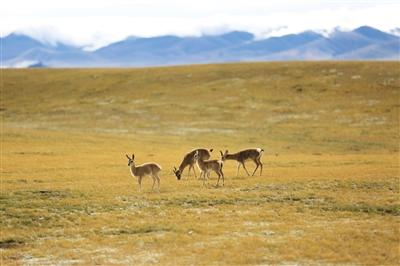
{"left": 220, "top": 148, "right": 264, "bottom": 177}
{"left": 125, "top": 154, "right": 162, "bottom": 192}
{"left": 194, "top": 150, "right": 224, "bottom": 186}
{"left": 173, "top": 148, "right": 213, "bottom": 180}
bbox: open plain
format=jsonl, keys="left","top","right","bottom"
{"left": 1, "top": 62, "right": 399, "bottom": 265}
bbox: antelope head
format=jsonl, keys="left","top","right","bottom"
{"left": 220, "top": 150, "right": 228, "bottom": 161}
{"left": 173, "top": 166, "right": 182, "bottom": 180}
{"left": 126, "top": 154, "right": 135, "bottom": 167}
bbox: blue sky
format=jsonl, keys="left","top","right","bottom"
{"left": 1, "top": 0, "right": 399, "bottom": 50}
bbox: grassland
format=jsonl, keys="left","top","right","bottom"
{"left": 1, "top": 62, "right": 399, "bottom": 265}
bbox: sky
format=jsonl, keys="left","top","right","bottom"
{"left": 1, "top": 0, "right": 399, "bottom": 50}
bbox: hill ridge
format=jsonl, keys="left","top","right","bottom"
{"left": 2, "top": 26, "right": 399, "bottom": 67}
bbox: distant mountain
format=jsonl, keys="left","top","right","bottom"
{"left": 2, "top": 26, "right": 399, "bottom": 67}
{"left": 28, "top": 61, "right": 46, "bottom": 68}
{"left": 354, "top": 26, "right": 398, "bottom": 42}
{"left": 94, "top": 31, "right": 255, "bottom": 65}
{"left": 338, "top": 41, "right": 400, "bottom": 60}
{"left": 1, "top": 33, "right": 105, "bottom": 67}
{"left": 2, "top": 33, "right": 46, "bottom": 61}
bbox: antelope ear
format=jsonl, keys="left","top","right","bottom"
{"left": 220, "top": 150, "right": 223, "bottom": 156}
{"left": 126, "top": 154, "right": 130, "bottom": 159}
{"left": 132, "top": 154, "right": 135, "bottom": 160}
{"left": 225, "top": 150, "right": 228, "bottom": 154}
{"left": 174, "top": 166, "right": 177, "bottom": 171}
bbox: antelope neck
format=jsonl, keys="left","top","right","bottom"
{"left": 178, "top": 160, "right": 190, "bottom": 172}
{"left": 225, "top": 153, "right": 238, "bottom": 160}
{"left": 130, "top": 164, "right": 137, "bottom": 176}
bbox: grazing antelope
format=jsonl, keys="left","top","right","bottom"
{"left": 220, "top": 148, "right": 264, "bottom": 177}
{"left": 194, "top": 151, "right": 224, "bottom": 186}
{"left": 173, "top": 148, "right": 213, "bottom": 180}
{"left": 125, "top": 154, "right": 162, "bottom": 192}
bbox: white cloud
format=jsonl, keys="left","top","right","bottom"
{"left": 1, "top": 0, "right": 399, "bottom": 50}
{"left": 5, "top": 60, "right": 40, "bottom": 68}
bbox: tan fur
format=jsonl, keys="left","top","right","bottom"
{"left": 220, "top": 148, "right": 264, "bottom": 176}
{"left": 126, "top": 154, "right": 162, "bottom": 192}
{"left": 194, "top": 151, "right": 224, "bottom": 186}
{"left": 173, "top": 148, "right": 212, "bottom": 179}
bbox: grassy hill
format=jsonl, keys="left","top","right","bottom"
{"left": 1, "top": 62, "right": 399, "bottom": 265}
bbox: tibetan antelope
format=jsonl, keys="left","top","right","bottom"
{"left": 173, "top": 148, "right": 213, "bottom": 180}
{"left": 194, "top": 150, "right": 224, "bottom": 186}
{"left": 220, "top": 148, "right": 264, "bottom": 176}
{"left": 125, "top": 154, "right": 162, "bottom": 192}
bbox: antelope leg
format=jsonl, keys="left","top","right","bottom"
{"left": 242, "top": 163, "right": 250, "bottom": 176}
{"left": 188, "top": 165, "right": 192, "bottom": 177}
{"left": 156, "top": 175, "right": 160, "bottom": 192}
{"left": 193, "top": 166, "right": 197, "bottom": 178}
{"left": 252, "top": 161, "right": 259, "bottom": 176}
{"left": 138, "top": 177, "right": 142, "bottom": 192}
{"left": 237, "top": 163, "right": 241, "bottom": 176}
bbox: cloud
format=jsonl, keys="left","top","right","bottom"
{"left": 3, "top": 60, "right": 40, "bottom": 68}
{"left": 1, "top": 0, "right": 399, "bottom": 50}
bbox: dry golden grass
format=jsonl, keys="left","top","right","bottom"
{"left": 1, "top": 62, "right": 399, "bottom": 265}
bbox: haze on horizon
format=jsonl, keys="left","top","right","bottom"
{"left": 1, "top": 0, "right": 399, "bottom": 50}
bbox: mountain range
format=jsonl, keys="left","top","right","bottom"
{"left": 1, "top": 26, "right": 399, "bottom": 67}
